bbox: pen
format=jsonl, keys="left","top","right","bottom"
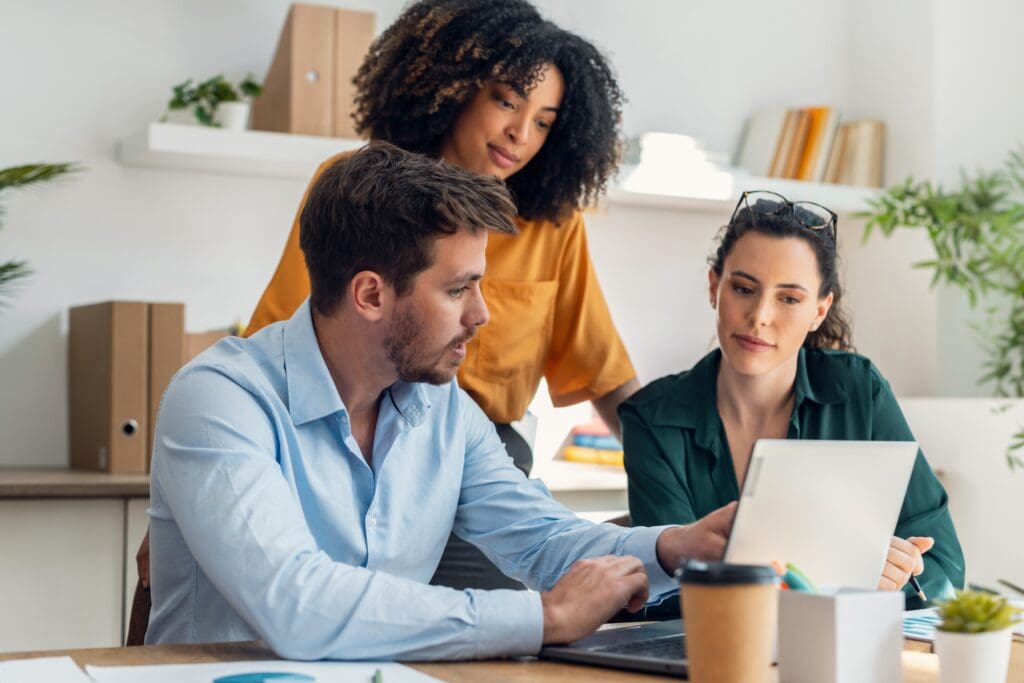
{"left": 998, "top": 578, "right": 1024, "bottom": 597}
{"left": 909, "top": 575, "right": 928, "bottom": 602}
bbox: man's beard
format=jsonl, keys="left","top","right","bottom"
{"left": 384, "top": 304, "right": 473, "bottom": 385}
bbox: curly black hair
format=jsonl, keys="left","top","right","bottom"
{"left": 352, "top": 0, "right": 624, "bottom": 223}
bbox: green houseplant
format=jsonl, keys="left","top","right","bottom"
{"left": 861, "top": 149, "right": 1024, "bottom": 467}
{"left": 0, "top": 163, "right": 79, "bottom": 306}
{"left": 163, "top": 74, "right": 262, "bottom": 128}
{"left": 933, "top": 590, "right": 1022, "bottom": 683}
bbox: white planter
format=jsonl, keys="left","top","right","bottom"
{"left": 162, "top": 108, "right": 199, "bottom": 126}
{"left": 214, "top": 101, "right": 251, "bottom": 131}
{"left": 934, "top": 627, "right": 1013, "bottom": 683}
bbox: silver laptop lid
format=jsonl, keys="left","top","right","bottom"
{"left": 724, "top": 439, "right": 918, "bottom": 590}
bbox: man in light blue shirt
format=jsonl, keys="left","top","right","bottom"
{"left": 146, "top": 143, "right": 734, "bottom": 660}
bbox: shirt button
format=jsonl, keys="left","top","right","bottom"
{"left": 367, "top": 514, "right": 377, "bottom": 528}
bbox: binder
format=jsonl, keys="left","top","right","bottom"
{"left": 68, "top": 301, "right": 149, "bottom": 473}
{"left": 147, "top": 303, "right": 186, "bottom": 470}
{"left": 252, "top": 3, "right": 375, "bottom": 138}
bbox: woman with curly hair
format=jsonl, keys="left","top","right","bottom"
{"left": 248, "top": 3, "right": 637, "bottom": 470}
{"left": 132, "top": 0, "right": 641, "bottom": 602}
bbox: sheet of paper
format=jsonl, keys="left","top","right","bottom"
{"left": 86, "top": 660, "right": 442, "bottom": 683}
{"left": 0, "top": 655, "right": 93, "bottom": 683}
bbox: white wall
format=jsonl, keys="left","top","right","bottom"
{"left": 533, "top": 1, "right": 845, "bottom": 158}
{"left": 930, "top": 0, "right": 1024, "bottom": 397}
{"left": 900, "top": 398, "right": 1024, "bottom": 586}
{"left": 0, "top": 0, "right": 1020, "bottom": 467}
{"left": 0, "top": 1, "right": 405, "bottom": 467}
{"left": 838, "top": 0, "right": 935, "bottom": 183}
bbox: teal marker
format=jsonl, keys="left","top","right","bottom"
{"left": 373, "top": 669, "right": 384, "bottom": 683}
{"left": 784, "top": 563, "right": 818, "bottom": 593}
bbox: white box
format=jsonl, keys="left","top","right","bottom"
{"left": 778, "top": 589, "right": 903, "bottom": 683}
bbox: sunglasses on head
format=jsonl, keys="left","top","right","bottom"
{"left": 730, "top": 190, "right": 838, "bottom": 238}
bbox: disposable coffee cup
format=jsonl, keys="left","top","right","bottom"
{"left": 679, "top": 560, "right": 778, "bottom": 683}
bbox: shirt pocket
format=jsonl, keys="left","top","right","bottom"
{"left": 472, "top": 279, "right": 558, "bottom": 381}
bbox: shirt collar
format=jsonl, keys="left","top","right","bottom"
{"left": 283, "top": 299, "right": 432, "bottom": 428}
{"left": 793, "top": 346, "right": 848, "bottom": 407}
{"left": 648, "top": 347, "right": 848, "bottom": 449}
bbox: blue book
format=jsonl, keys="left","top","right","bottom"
{"left": 572, "top": 433, "right": 622, "bottom": 450}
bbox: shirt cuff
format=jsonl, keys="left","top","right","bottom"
{"left": 467, "top": 587, "right": 545, "bottom": 658}
{"left": 619, "top": 524, "right": 680, "bottom": 599}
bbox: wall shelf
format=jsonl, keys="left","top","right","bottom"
{"left": 117, "top": 123, "right": 363, "bottom": 180}
{"left": 118, "top": 123, "right": 879, "bottom": 212}
{"left": 607, "top": 164, "right": 879, "bottom": 214}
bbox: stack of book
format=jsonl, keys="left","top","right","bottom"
{"left": 561, "top": 420, "right": 624, "bottom": 468}
{"left": 735, "top": 107, "right": 885, "bottom": 188}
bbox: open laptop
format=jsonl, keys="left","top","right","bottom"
{"left": 724, "top": 439, "right": 918, "bottom": 589}
{"left": 539, "top": 618, "right": 687, "bottom": 676}
{"left": 540, "top": 439, "right": 918, "bottom": 677}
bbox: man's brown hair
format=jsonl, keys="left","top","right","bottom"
{"left": 300, "top": 141, "right": 517, "bottom": 315}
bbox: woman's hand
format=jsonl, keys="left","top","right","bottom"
{"left": 878, "top": 536, "right": 934, "bottom": 591}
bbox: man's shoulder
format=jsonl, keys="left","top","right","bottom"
{"left": 172, "top": 324, "right": 286, "bottom": 401}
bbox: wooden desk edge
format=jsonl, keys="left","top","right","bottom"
{"left": 0, "top": 468, "right": 150, "bottom": 499}
{"left": 6, "top": 639, "right": 1021, "bottom": 683}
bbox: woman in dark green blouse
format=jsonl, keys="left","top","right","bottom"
{"left": 620, "top": 191, "right": 964, "bottom": 608}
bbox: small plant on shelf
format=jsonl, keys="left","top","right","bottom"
{"left": 163, "top": 74, "right": 262, "bottom": 127}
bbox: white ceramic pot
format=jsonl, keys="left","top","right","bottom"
{"left": 214, "top": 101, "right": 251, "bottom": 131}
{"left": 162, "top": 108, "right": 199, "bottom": 125}
{"left": 934, "top": 627, "right": 1013, "bottom": 683}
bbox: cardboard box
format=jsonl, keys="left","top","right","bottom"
{"left": 252, "top": 3, "right": 375, "bottom": 138}
{"left": 69, "top": 301, "right": 149, "bottom": 473}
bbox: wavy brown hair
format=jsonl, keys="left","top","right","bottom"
{"left": 352, "top": 0, "right": 624, "bottom": 223}
{"left": 709, "top": 205, "right": 854, "bottom": 351}
{"left": 301, "top": 142, "right": 517, "bottom": 316}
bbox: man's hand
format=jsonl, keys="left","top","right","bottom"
{"left": 878, "top": 536, "right": 933, "bottom": 591}
{"left": 654, "top": 501, "right": 737, "bottom": 575}
{"left": 541, "top": 555, "right": 649, "bottom": 644}
{"left": 136, "top": 529, "right": 151, "bottom": 589}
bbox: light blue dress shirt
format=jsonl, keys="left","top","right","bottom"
{"left": 146, "top": 300, "right": 676, "bottom": 661}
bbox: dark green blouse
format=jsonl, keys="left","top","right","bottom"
{"left": 620, "top": 348, "right": 964, "bottom": 608}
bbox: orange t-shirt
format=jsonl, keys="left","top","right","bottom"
{"left": 246, "top": 153, "right": 636, "bottom": 423}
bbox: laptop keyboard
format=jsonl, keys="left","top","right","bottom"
{"left": 597, "top": 635, "right": 686, "bottom": 660}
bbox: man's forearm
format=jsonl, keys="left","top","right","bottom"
{"left": 591, "top": 378, "right": 641, "bottom": 441}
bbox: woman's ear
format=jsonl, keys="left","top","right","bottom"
{"left": 708, "top": 269, "right": 720, "bottom": 309}
{"left": 349, "top": 271, "right": 390, "bottom": 322}
{"left": 811, "top": 292, "right": 835, "bottom": 331}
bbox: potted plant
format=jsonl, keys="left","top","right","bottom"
{"left": 861, "top": 148, "right": 1024, "bottom": 468}
{"left": 933, "top": 589, "right": 1022, "bottom": 683}
{"left": 0, "top": 163, "right": 79, "bottom": 308}
{"left": 162, "top": 74, "right": 262, "bottom": 130}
